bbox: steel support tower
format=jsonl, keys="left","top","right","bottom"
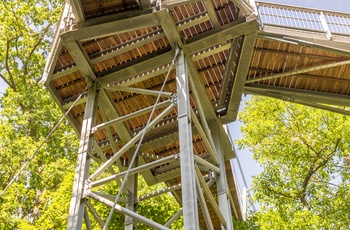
{"left": 44, "top": 0, "right": 350, "bottom": 229}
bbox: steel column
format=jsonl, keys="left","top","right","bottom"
{"left": 124, "top": 150, "right": 138, "bottom": 230}
{"left": 210, "top": 122, "right": 234, "bottom": 230}
{"left": 67, "top": 81, "right": 99, "bottom": 230}
{"left": 176, "top": 48, "right": 200, "bottom": 229}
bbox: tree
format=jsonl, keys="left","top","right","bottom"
{"left": 0, "top": 1, "right": 182, "bottom": 229}
{"left": 237, "top": 96, "right": 350, "bottom": 229}
{"left": 0, "top": 0, "right": 79, "bottom": 228}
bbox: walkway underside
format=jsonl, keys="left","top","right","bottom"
{"left": 43, "top": 0, "right": 350, "bottom": 229}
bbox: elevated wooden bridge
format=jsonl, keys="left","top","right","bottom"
{"left": 43, "top": 0, "right": 350, "bottom": 229}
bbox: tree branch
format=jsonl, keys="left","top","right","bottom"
{"left": 23, "top": 24, "right": 52, "bottom": 77}
{"left": 298, "top": 138, "right": 341, "bottom": 210}
{"left": 5, "top": 36, "right": 21, "bottom": 90}
{"left": 265, "top": 185, "right": 296, "bottom": 200}
{"left": 309, "top": 179, "right": 341, "bottom": 188}
{"left": 0, "top": 73, "right": 11, "bottom": 88}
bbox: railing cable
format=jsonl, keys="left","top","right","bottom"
{"left": 0, "top": 86, "right": 88, "bottom": 197}
{"left": 103, "top": 48, "right": 180, "bottom": 229}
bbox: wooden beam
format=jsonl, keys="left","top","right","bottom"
{"left": 230, "top": 0, "right": 254, "bottom": 16}
{"left": 76, "top": 9, "right": 152, "bottom": 28}
{"left": 186, "top": 54, "right": 217, "bottom": 120}
{"left": 90, "top": 32, "right": 166, "bottom": 64}
{"left": 246, "top": 59, "right": 350, "bottom": 84}
{"left": 254, "top": 47, "right": 349, "bottom": 61}
{"left": 43, "top": 38, "right": 63, "bottom": 83}
{"left": 185, "top": 17, "right": 246, "bottom": 44}
{"left": 156, "top": 9, "right": 182, "bottom": 47}
{"left": 118, "top": 65, "right": 172, "bottom": 87}
{"left": 141, "top": 0, "right": 151, "bottom": 9}
{"left": 52, "top": 65, "right": 79, "bottom": 80}
{"left": 221, "top": 32, "right": 257, "bottom": 124}
{"left": 246, "top": 87, "right": 350, "bottom": 116}
{"left": 69, "top": 0, "right": 85, "bottom": 23}
{"left": 64, "top": 13, "right": 159, "bottom": 41}
{"left": 99, "top": 90, "right": 132, "bottom": 142}
{"left": 218, "top": 37, "right": 239, "bottom": 106}
{"left": 46, "top": 81, "right": 82, "bottom": 135}
{"left": 248, "top": 70, "right": 350, "bottom": 85}
{"left": 164, "top": 0, "right": 198, "bottom": 7}
{"left": 203, "top": 0, "right": 221, "bottom": 28}
{"left": 177, "top": 13, "right": 211, "bottom": 31}
{"left": 186, "top": 19, "right": 259, "bottom": 54}
{"left": 62, "top": 36, "right": 95, "bottom": 78}
{"left": 99, "top": 51, "right": 175, "bottom": 84}
{"left": 244, "top": 84, "right": 350, "bottom": 106}
{"left": 191, "top": 43, "right": 231, "bottom": 62}
{"left": 63, "top": 96, "right": 86, "bottom": 110}
{"left": 186, "top": 53, "right": 236, "bottom": 160}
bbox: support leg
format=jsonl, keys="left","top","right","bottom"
{"left": 176, "top": 48, "right": 199, "bottom": 229}
{"left": 124, "top": 149, "right": 138, "bottom": 230}
{"left": 210, "top": 121, "right": 234, "bottom": 230}
{"left": 67, "top": 82, "right": 99, "bottom": 230}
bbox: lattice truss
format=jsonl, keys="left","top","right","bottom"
{"left": 43, "top": 0, "right": 350, "bottom": 229}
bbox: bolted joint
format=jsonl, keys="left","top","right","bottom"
{"left": 83, "top": 179, "right": 92, "bottom": 198}
{"left": 171, "top": 94, "right": 177, "bottom": 105}
{"left": 85, "top": 75, "right": 101, "bottom": 90}
{"left": 126, "top": 189, "right": 137, "bottom": 207}
{"left": 210, "top": 170, "right": 217, "bottom": 181}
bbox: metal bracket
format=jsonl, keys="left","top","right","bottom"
{"left": 209, "top": 170, "right": 216, "bottom": 181}
{"left": 171, "top": 94, "right": 177, "bottom": 105}
{"left": 83, "top": 179, "right": 92, "bottom": 198}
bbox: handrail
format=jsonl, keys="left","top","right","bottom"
{"left": 255, "top": 1, "right": 350, "bottom": 37}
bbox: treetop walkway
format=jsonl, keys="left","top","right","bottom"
{"left": 43, "top": 0, "right": 350, "bottom": 229}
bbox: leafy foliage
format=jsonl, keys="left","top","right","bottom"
{"left": 0, "top": 1, "right": 183, "bottom": 229}
{"left": 0, "top": 0, "right": 79, "bottom": 228}
{"left": 238, "top": 96, "right": 350, "bottom": 229}
{"left": 87, "top": 172, "right": 183, "bottom": 229}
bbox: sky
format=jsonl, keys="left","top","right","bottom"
{"left": 0, "top": 79, "right": 5, "bottom": 94}
{"left": 0, "top": 0, "right": 349, "bottom": 210}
